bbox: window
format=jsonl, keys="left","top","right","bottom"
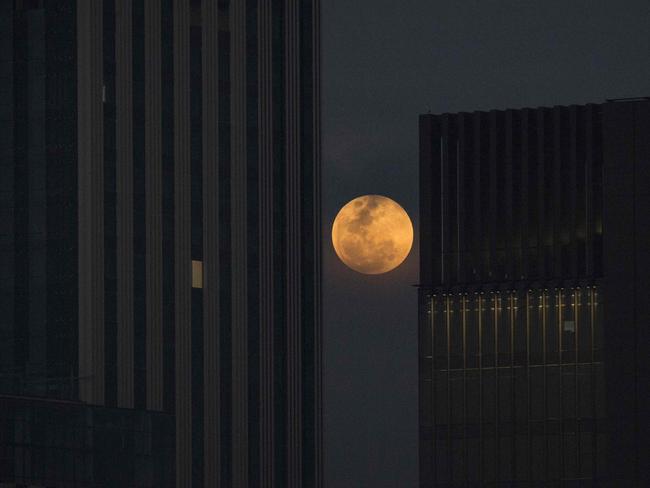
{"left": 563, "top": 319, "right": 575, "bottom": 333}
{"left": 192, "top": 260, "right": 203, "bottom": 288}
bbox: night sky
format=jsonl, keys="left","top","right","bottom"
{"left": 321, "top": 1, "right": 650, "bottom": 486}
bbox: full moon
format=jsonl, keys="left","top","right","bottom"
{"left": 332, "top": 195, "right": 413, "bottom": 274}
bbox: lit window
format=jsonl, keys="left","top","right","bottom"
{"left": 192, "top": 260, "right": 203, "bottom": 288}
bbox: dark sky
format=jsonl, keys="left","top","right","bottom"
{"left": 321, "top": 1, "right": 650, "bottom": 486}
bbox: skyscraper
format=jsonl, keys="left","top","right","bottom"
{"left": 0, "top": 1, "right": 321, "bottom": 486}
{"left": 418, "top": 99, "right": 649, "bottom": 486}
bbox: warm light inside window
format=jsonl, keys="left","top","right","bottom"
{"left": 192, "top": 260, "right": 203, "bottom": 288}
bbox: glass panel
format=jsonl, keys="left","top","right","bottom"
{"left": 419, "top": 439, "right": 433, "bottom": 483}
{"left": 481, "top": 294, "right": 495, "bottom": 368}
{"left": 530, "top": 293, "right": 543, "bottom": 364}
{"left": 435, "top": 371, "right": 449, "bottom": 425}
{"left": 498, "top": 370, "right": 513, "bottom": 423}
{"left": 513, "top": 292, "right": 526, "bottom": 366}
{"left": 514, "top": 367, "right": 528, "bottom": 426}
{"left": 546, "top": 291, "right": 559, "bottom": 365}
{"left": 547, "top": 433, "right": 560, "bottom": 480}
{"left": 450, "top": 371, "right": 464, "bottom": 426}
{"left": 562, "top": 365, "right": 576, "bottom": 418}
{"left": 433, "top": 296, "right": 447, "bottom": 369}
{"left": 466, "top": 370, "right": 480, "bottom": 423}
{"left": 499, "top": 436, "right": 513, "bottom": 481}
{"left": 420, "top": 357, "right": 432, "bottom": 382}
{"left": 466, "top": 295, "right": 479, "bottom": 368}
{"left": 449, "top": 295, "right": 463, "bottom": 369}
{"left": 482, "top": 436, "right": 496, "bottom": 482}
{"left": 191, "top": 259, "right": 203, "bottom": 288}
{"left": 563, "top": 432, "right": 577, "bottom": 479}
{"left": 467, "top": 438, "right": 480, "bottom": 482}
{"left": 482, "top": 369, "right": 496, "bottom": 422}
{"left": 497, "top": 294, "right": 511, "bottom": 365}
{"left": 420, "top": 297, "right": 433, "bottom": 357}
{"left": 436, "top": 443, "right": 449, "bottom": 483}
{"left": 421, "top": 382, "right": 432, "bottom": 426}
{"left": 546, "top": 366, "right": 560, "bottom": 419}
{"left": 452, "top": 438, "right": 464, "bottom": 482}
{"left": 577, "top": 288, "right": 592, "bottom": 363}
{"left": 530, "top": 366, "right": 544, "bottom": 421}
{"left": 515, "top": 434, "right": 528, "bottom": 481}
{"left": 594, "top": 363, "right": 606, "bottom": 419}
{"left": 561, "top": 289, "right": 577, "bottom": 363}
{"left": 579, "top": 431, "right": 594, "bottom": 478}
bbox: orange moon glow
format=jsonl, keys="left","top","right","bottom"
{"left": 332, "top": 195, "right": 413, "bottom": 275}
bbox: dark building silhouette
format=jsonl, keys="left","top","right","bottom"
{"left": 0, "top": 1, "right": 321, "bottom": 486}
{"left": 418, "top": 99, "right": 650, "bottom": 486}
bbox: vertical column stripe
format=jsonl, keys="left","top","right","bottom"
{"left": 231, "top": 1, "right": 249, "bottom": 484}
{"left": 161, "top": 0, "right": 176, "bottom": 416}
{"left": 145, "top": 0, "right": 164, "bottom": 411}
{"left": 488, "top": 112, "right": 497, "bottom": 280}
{"left": 520, "top": 110, "right": 529, "bottom": 279}
{"left": 132, "top": 0, "right": 147, "bottom": 410}
{"left": 569, "top": 106, "right": 578, "bottom": 277}
{"left": 103, "top": 0, "right": 118, "bottom": 407}
{"left": 584, "top": 106, "right": 594, "bottom": 277}
{"left": 457, "top": 114, "right": 466, "bottom": 283}
{"left": 115, "top": 0, "right": 135, "bottom": 408}
{"left": 258, "top": 1, "right": 275, "bottom": 485}
{"left": 418, "top": 115, "right": 434, "bottom": 286}
{"left": 440, "top": 115, "right": 450, "bottom": 283}
{"left": 536, "top": 109, "right": 546, "bottom": 278}
{"left": 634, "top": 101, "right": 650, "bottom": 486}
{"left": 505, "top": 110, "right": 514, "bottom": 281}
{"left": 202, "top": 0, "right": 220, "bottom": 484}
{"left": 552, "top": 107, "right": 563, "bottom": 278}
{"left": 312, "top": 0, "right": 323, "bottom": 484}
{"left": 472, "top": 113, "right": 482, "bottom": 282}
{"left": 173, "top": 0, "right": 192, "bottom": 485}
{"left": 285, "top": 1, "right": 302, "bottom": 485}
{"left": 78, "top": 0, "right": 105, "bottom": 405}
{"left": 0, "top": 1, "right": 15, "bottom": 389}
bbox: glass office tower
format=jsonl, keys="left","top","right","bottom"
{"left": 418, "top": 99, "right": 650, "bottom": 487}
{"left": 0, "top": 1, "right": 321, "bottom": 486}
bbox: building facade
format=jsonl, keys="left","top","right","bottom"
{"left": 418, "top": 99, "right": 649, "bottom": 486}
{"left": 0, "top": 0, "right": 321, "bottom": 486}
{"left": 0, "top": 394, "right": 175, "bottom": 486}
